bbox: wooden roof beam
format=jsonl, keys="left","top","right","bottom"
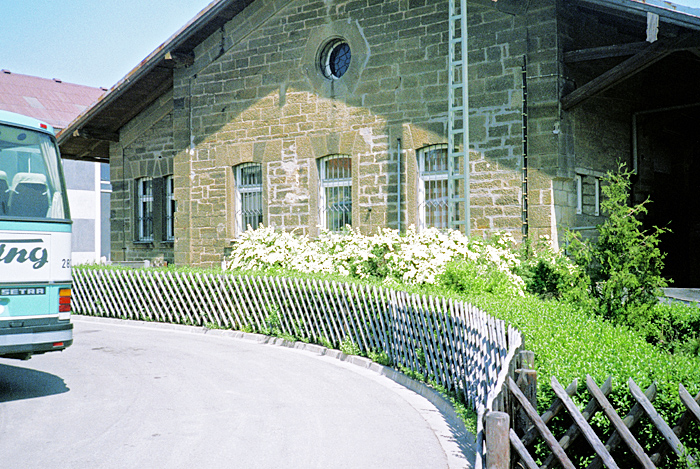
{"left": 72, "top": 127, "right": 120, "bottom": 142}
{"left": 109, "top": 72, "right": 174, "bottom": 130}
{"left": 60, "top": 139, "right": 110, "bottom": 163}
{"left": 74, "top": 140, "right": 110, "bottom": 163}
{"left": 562, "top": 34, "right": 700, "bottom": 110}
{"left": 564, "top": 41, "right": 648, "bottom": 63}
{"left": 164, "top": 51, "right": 194, "bottom": 69}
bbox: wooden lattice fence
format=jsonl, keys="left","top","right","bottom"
{"left": 72, "top": 267, "right": 522, "bottom": 414}
{"left": 484, "top": 351, "right": 700, "bottom": 469}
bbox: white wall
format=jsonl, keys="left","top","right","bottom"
{"left": 63, "top": 159, "right": 109, "bottom": 264}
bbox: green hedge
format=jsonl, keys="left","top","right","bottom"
{"left": 470, "top": 293, "right": 700, "bottom": 467}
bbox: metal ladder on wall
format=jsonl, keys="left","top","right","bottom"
{"left": 448, "top": 0, "right": 470, "bottom": 234}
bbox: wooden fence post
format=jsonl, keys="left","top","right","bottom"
{"left": 485, "top": 411, "right": 510, "bottom": 469}
{"left": 513, "top": 350, "right": 537, "bottom": 436}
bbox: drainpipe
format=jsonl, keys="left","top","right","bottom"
{"left": 187, "top": 75, "right": 195, "bottom": 265}
{"left": 521, "top": 58, "right": 529, "bottom": 239}
{"left": 189, "top": 76, "right": 196, "bottom": 156}
{"left": 121, "top": 144, "right": 127, "bottom": 261}
{"left": 397, "top": 137, "right": 402, "bottom": 233}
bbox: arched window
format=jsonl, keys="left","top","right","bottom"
{"left": 164, "top": 175, "right": 175, "bottom": 241}
{"left": 318, "top": 155, "right": 352, "bottom": 231}
{"left": 137, "top": 177, "right": 154, "bottom": 241}
{"left": 234, "top": 163, "right": 263, "bottom": 234}
{"left": 417, "top": 144, "right": 449, "bottom": 230}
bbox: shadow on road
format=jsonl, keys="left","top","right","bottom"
{"left": 0, "top": 363, "right": 69, "bottom": 402}
{"left": 448, "top": 418, "right": 477, "bottom": 464}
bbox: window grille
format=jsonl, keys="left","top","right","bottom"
{"left": 165, "top": 175, "right": 175, "bottom": 241}
{"left": 418, "top": 145, "right": 452, "bottom": 230}
{"left": 575, "top": 174, "right": 583, "bottom": 215}
{"left": 137, "top": 177, "right": 154, "bottom": 242}
{"left": 320, "top": 39, "right": 351, "bottom": 80}
{"left": 235, "top": 163, "right": 263, "bottom": 234}
{"left": 319, "top": 155, "right": 352, "bottom": 232}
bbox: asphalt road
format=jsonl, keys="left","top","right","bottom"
{"left": 0, "top": 316, "right": 474, "bottom": 468}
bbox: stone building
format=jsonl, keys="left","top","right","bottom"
{"left": 58, "top": 0, "right": 700, "bottom": 285}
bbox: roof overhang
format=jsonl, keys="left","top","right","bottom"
{"left": 561, "top": 0, "right": 700, "bottom": 109}
{"left": 59, "top": 0, "right": 700, "bottom": 161}
{"left": 58, "top": 0, "right": 253, "bottom": 163}
{"left": 577, "top": 0, "right": 700, "bottom": 30}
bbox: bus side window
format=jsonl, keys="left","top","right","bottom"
{"left": 0, "top": 171, "right": 8, "bottom": 215}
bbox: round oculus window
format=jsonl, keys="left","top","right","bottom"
{"left": 320, "top": 39, "right": 351, "bottom": 80}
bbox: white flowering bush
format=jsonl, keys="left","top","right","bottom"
{"left": 224, "top": 225, "right": 528, "bottom": 294}
{"left": 382, "top": 227, "right": 523, "bottom": 289}
{"left": 224, "top": 226, "right": 319, "bottom": 272}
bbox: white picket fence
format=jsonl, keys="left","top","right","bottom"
{"left": 72, "top": 267, "right": 522, "bottom": 412}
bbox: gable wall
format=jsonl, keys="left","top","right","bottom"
{"left": 111, "top": 0, "right": 570, "bottom": 268}
{"left": 173, "top": 0, "right": 453, "bottom": 267}
{"left": 99, "top": 0, "right": 700, "bottom": 270}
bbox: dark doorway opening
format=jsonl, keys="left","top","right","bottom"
{"left": 638, "top": 107, "right": 700, "bottom": 287}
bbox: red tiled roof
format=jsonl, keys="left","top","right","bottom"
{"left": 0, "top": 70, "right": 105, "bottom": 130}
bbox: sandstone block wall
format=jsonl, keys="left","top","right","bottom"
{"left": 111, "top": 0, "right": 645, "bottom": 267}
{"left": 172, "top": 0, "right": 458, "bottom": 267}
{"left": 110, "top": 91, "right": 175, "bottom": 264}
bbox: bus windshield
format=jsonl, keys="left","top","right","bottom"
{"left": 0, "top": 122, "right": 69, "bottom": 220}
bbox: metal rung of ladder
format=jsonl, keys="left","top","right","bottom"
{"left": 448, "top": 0, "right": 469, "bottom": 234}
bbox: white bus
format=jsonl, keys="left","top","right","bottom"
{"left": 0, "top": 110, "right": 73, "bottom": 360}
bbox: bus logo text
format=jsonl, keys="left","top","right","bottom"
{"left": 1, "top": 287, "right": 46, "bottom": 296}
{"left": 0, "top": 239, "right": 49, "bottom": 269}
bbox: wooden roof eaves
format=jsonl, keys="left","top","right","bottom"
{"left": 562, "top": 33, "right": 700, "bottom": 110}
{"left": 574, "top": 0, "right": 700, "bottom": 31}
{"left": 56, "top": 0, "right": 245, "bottom": 148}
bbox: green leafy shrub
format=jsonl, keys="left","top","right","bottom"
{"left": 439, "top": 259, "right": 520, "bottom": 297}
{"left": 339, "top": 337, "right": 362, "bottom": 356}
{"left": 262, "top": 306, "right": 283, "bottom": 336}
{"left": 368, "top": 350, "right": 392, "bottom": 366}
{"left": 642, "top": 302, "right": 700, "bottom": 354}
{"left": 517, "top": 236, "right": 590, "bottom": 303}
{"left": 568, "top": 164, "right": 669, "bottom": 328}
{"left": 680, "top": 337, "right": 700, "bottom": 358}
